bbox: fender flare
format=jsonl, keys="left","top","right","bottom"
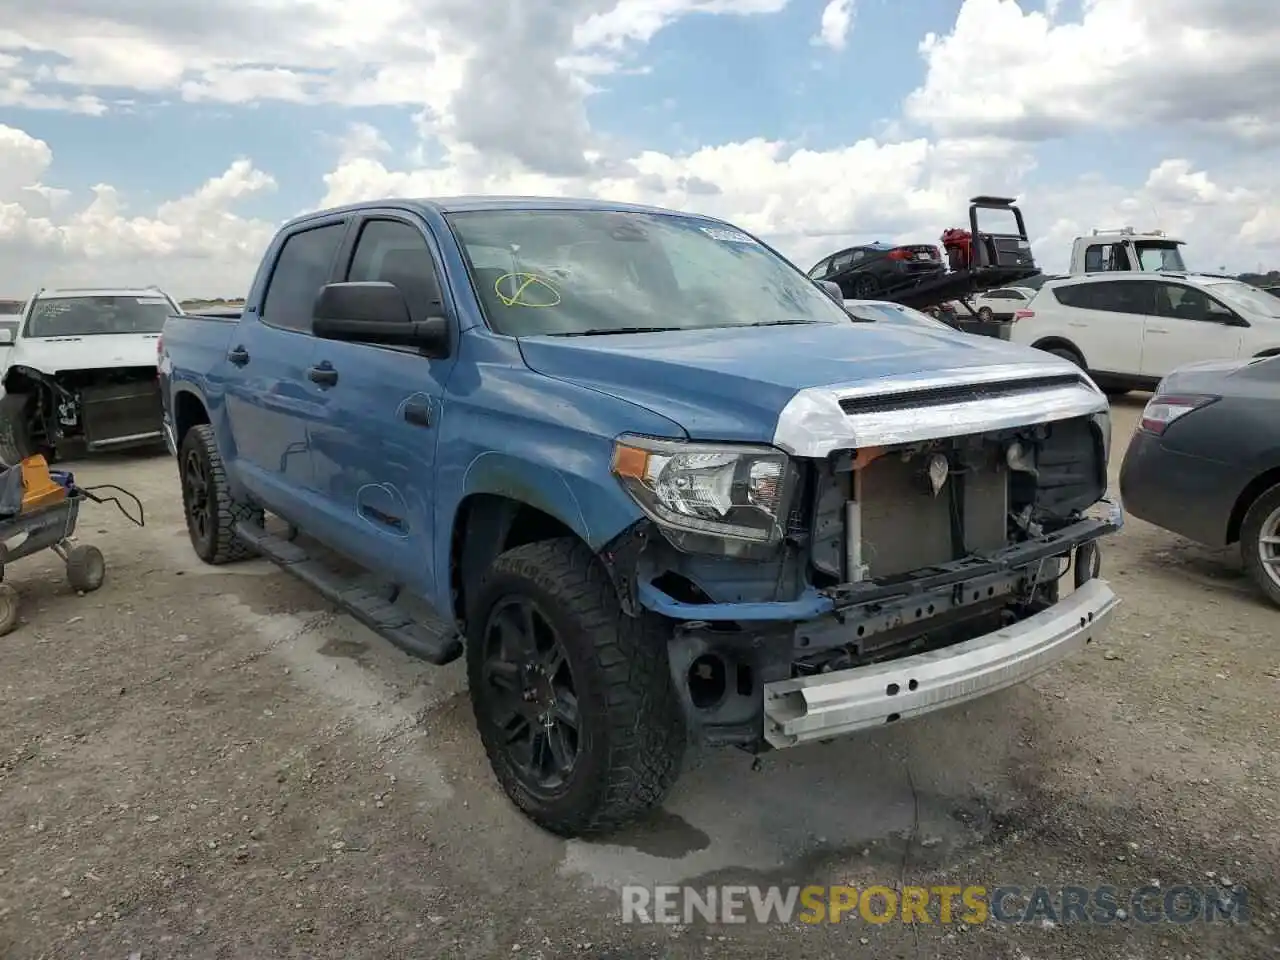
{"left": 458, "top": 451, "right": 591, "bottom": 543}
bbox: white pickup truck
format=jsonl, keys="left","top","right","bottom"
{"left": 0, "top": 286, "right": 181, "bottom": 462}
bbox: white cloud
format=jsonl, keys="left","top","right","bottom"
{"left": 2, "top": 0, "right": 1280, "bottom": 300}
{"left": 906, "top": 0, "right": 1280, "bottom": 143}
{"left": 0, "top": 124, "right": 277, "bottom": 298}
{"left": 813, "top": 0, "right": 854, "bottom": 50}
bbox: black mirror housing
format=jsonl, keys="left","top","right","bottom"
{"left": 312, "top": 281, "right": 450, "bottom": 355}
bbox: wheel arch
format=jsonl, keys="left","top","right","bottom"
{"left": 1030, "top": 337, "right": 1088, "bottom": 366}
{"left": 1226, "top": 465, "right": 1280, "bottom": 545}
{"left": 448, "top": 453, "right": 601, "bottom": 625}
{"left": 171, "top": 386, "right": 211, "bottom": 447}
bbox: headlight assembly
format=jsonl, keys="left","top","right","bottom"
{"left": 610, "top": 435, "right": 794, "bottom": 551}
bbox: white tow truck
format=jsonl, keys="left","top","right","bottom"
{"left": 0, "top": 286, "right": 182, "bottom": 462}
{"left": 1068, "top": 226, "right": 1189, "bottom": 274}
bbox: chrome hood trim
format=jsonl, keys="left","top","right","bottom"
{"left": 772, "top": 360, "right": 1108, "bottom": 457}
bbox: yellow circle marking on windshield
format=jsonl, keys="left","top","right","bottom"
{"left": 495, "top": 273, "right": 561, "bottom": 307}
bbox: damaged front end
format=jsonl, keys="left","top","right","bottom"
{"left": 602, "top": 362, "right": 1122, "bottom": 750}
{"left": 1, "top": 365, "right": 165, "bottom": 457}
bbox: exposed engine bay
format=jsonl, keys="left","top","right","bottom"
{"left": 0, "top": 365, "right": 165, "bottom": 460}
{"left": 636, "top": 410, "right": 1113, "bottom": 747}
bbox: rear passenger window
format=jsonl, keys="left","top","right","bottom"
{"left": 347, "top": 219, "right": 444, "bottom": 320}
{"left": 1053, "top": 283, "right": 1097, "bottom": 309}
{"left": 261, "top": 223, "right": 345, "bottom": 332}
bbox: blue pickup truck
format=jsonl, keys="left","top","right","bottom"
{"left": 158, "top": 196, "right": 1122, "bottom": 836}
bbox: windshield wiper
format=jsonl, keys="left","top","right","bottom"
{"left": 550, "top": 326, "right": 683, "bottom": 336}
{"left": 743, "top": 319, "right": 824, "bottom": 327}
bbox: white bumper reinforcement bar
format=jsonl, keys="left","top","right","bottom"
{"left": 762, "top": 578, "right": 1120, "bottom": 749}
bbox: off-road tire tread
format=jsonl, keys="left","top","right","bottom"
{"left": 468, "top": 537, "right": 685, "bottom": 836}
{"left": 1240, "top": 483, "right": 1280, "bottom": 608}
{"left": 180, "top": 424, "right": 262, "bottom": 565}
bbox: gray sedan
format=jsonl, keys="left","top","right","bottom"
{"left": 1119, "top": 355, "right": 1280, "bottom": 606}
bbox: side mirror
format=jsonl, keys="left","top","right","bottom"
{"left": 311, "top": 282, "right": 450, "bottom": 356}
{"left": 817, "top": 279, "right": 843, "bottom": 302}
{"left": 0, "top": 329, "right": 13, "bottom": 345}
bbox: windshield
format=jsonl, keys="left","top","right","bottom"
{"left": 843, "top": 301, "right": 953, "bottom": 330}
{"left": 1135, "top": 242, "right": 1186, "bottom": 272}
{"left": 446, "top": 209, "right": 851, "bottom": 336}
{"left": 23, "top": 295, "right": 173, "bottom": 338}
{"left": 1203, "top": 280, "right": 1280, "bottom": 318}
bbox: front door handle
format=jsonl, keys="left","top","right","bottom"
{"left": 227, "top": 346, "right": 250, "bottom": 366}
{"left": 307, "top": 364, "right": 338, "bottom": 387}
{"left": 403, "top": 401, "right": 431, "bottom": 427}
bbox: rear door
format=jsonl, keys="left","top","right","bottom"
{"left": 221, "top": 218, "right": 349, "bottom": 512}
{"left": 1050, "top": 280, "right": 1148, "bottom": 375}
{"left": 303, "top": 212, "right": 459, "bottom": 596}
{"left": 1140, "top": 281, "right": 1246, "bottom": 379}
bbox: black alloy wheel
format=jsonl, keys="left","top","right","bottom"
{"left": 479, "top": 595, "right": 581, "bottom": 793}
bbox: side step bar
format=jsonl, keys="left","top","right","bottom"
{"left": 234, "top": 520, "right": 463, "bottom": 666}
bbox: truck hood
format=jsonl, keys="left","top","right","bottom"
{"left": 517, "top": 321, "right": 1092, "bottom": 446}
{"left": 9, "top": 333, "right": 160, "bottom": 374}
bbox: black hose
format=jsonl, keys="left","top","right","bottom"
{"left": 77, "top": 484, "right": 145, "bottom": 527}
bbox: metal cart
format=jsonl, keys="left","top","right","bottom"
{"left": 0, "top": 480, "right": 142, "bottom": 635}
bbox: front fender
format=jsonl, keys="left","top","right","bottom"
{"left": 460, "top": 451, "right": 595, "bottom": 542}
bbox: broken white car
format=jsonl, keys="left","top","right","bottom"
{"left": 0, "top": 287, "right": 180, "bottom": 462}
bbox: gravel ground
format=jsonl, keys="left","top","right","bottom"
{"left": 0, "top": 394, "right": 1276, "bottom": 959}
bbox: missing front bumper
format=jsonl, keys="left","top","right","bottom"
{"left": 762, "top": 577, "right": 1119, "bottom": 749}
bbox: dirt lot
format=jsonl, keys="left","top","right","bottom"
{"left": 0, "top": 395, "right": 1276, "bottom": 959}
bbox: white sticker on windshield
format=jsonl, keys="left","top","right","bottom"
{"left": 136, "top": 297, "right": 169, "bottom": 305}
{"left": 700, "top": 226, "right": 757, "bottom": 244}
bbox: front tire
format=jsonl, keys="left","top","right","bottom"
{"left": 178, "top": 424, "right": 262, "bottom": 564}
{"left": 977, "top": 306, "right": 994, "bottom": 321}
{"left": 466, "top": 537, "right": 686, "bottom": 836}
{"left": 1240, "top": 484, "right": 1280, "bottom": 608}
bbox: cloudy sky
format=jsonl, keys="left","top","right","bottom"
{"left": 0, "top": 0, "right": 1277, "bottom": 298}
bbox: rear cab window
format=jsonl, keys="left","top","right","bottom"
{"left": 260, "top": 222, "right": 347, "bottom": 333}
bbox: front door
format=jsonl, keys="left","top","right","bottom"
{"left": 1140, "top": 281, "right": 1246, "bottom": 379}
{"left": 222, "top": 219, "right": 349, "bottom": 514}
{"left": 304, "top": 214, "right": 458, "bottom": 598}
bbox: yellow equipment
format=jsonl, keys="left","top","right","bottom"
{"left": 19, "top": 454, "right": 68, "bottom": 512}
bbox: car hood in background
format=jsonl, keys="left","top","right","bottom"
{"left": 9, "top": 333, "right": 161, "bottom": 374}
{"left": 517, "top": 320, "right": 1081, "bottom": 444}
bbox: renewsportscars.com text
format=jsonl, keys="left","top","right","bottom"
{"left": 621, "top": 884, "right": 1249, "bottom": 926}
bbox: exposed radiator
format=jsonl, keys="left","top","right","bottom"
{"left": 853, "top": 448, "right": 1008, "bottom": 580}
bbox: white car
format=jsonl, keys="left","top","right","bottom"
{"left": 967, "top": 286, "right": 1037, "bottom": 321}
{"left": 1009, "top": 273, "right": 1280, "bottom": 395}
{"left": 842, "top": 298, "right": 958, "bottom": 331}
{"left": 0, "top": 286, "right": 181, "bottom": 462}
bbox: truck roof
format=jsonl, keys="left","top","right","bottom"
{"left": 284, "top": 195, "right": 727, "bottom": 231}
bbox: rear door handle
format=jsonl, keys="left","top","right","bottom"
{"left": 227, "top": 346, "right": 250, "bottom": 366}
{"left": 307, "top": 364, "right": 338, "bottom": 387}
{"left": 403, "top": 401, "right": 431, "bottom": 427}
{"left": 1146, "top": 327, "right": 1168, "bottom": 334}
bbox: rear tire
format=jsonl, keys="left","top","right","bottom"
{"left": 1240, "top": 483, "right": 1280, "bottom": 608}
{"left": 852, "top": 274, "right": 878, "bottom": 298}
{"left": 178, "top": 424, "right": 262, "bottom": 564}
{"left": 466, "top": 537, "right": 686, "bottom": 836}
